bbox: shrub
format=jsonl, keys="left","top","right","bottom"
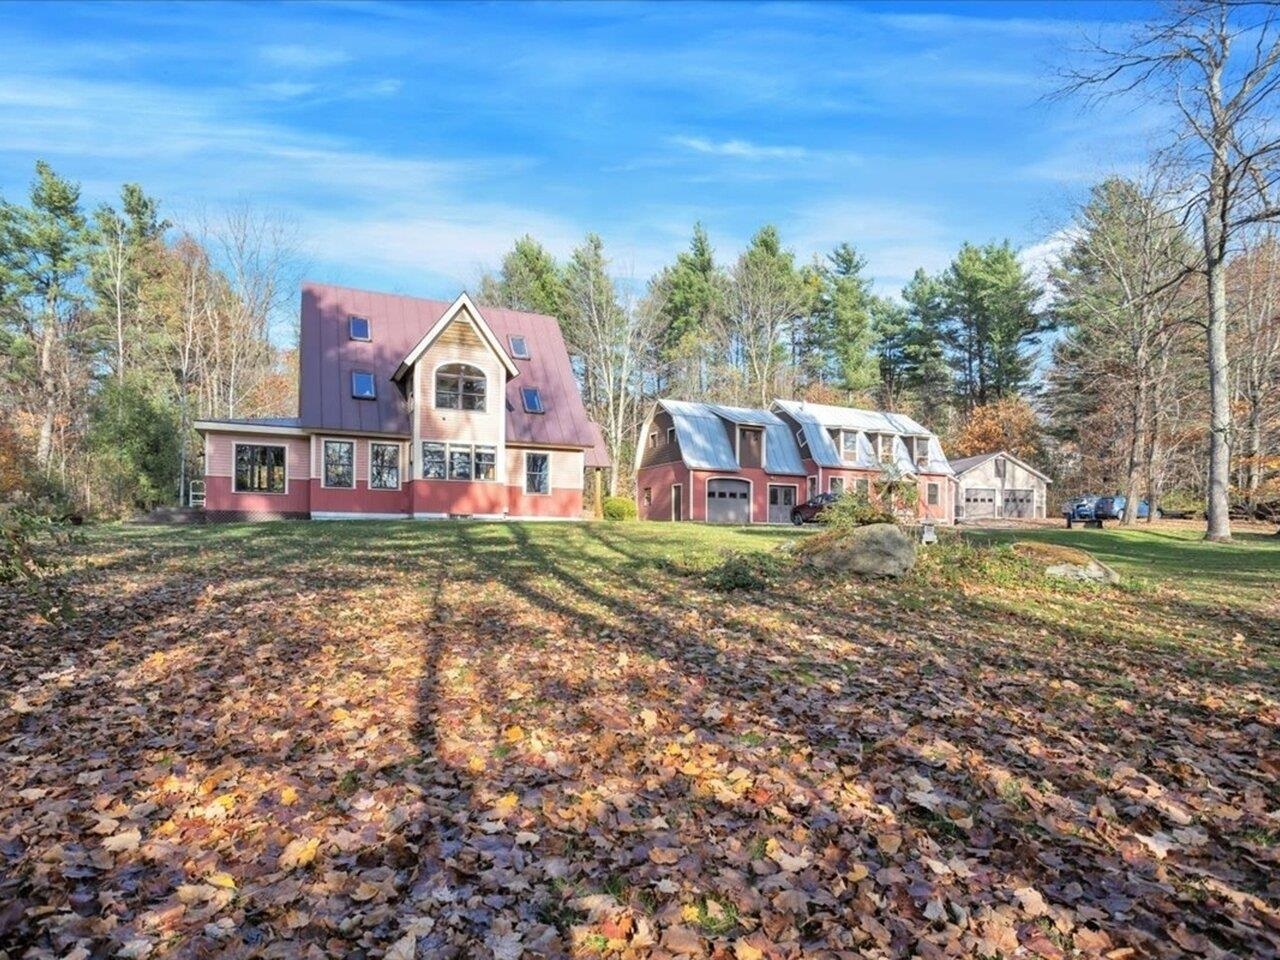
{"left": 1159, "top": 488, "right": 1203, "bottom": 517}
{"left": 0, "top": 501, "right": 74, "bottom": 619}
{"left": 818, "top": 492, "right": 896, "bottom": 529}
{"left": 704, "top": 550, "right": 791, "bottom": 592}
{"left": 601, "top": 496, "right": 637, "bottom": 521}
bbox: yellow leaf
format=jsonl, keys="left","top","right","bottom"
{"left": 279, "top": 836, "right": 320, "bottom": 871}
{"left": 876, "top": 832, "right": 902, "bottom": 856}
{"left": 502, "top": 725, "right": 525, "bottom": 744}
{"left": 206, "top": 872, "right": 236, "bottom": 890}
{"left": 280, "top": 786, "right": 299, "bottom": 806}
{"left": 491, "top": 792, "right": 519, "bottom": 818}
{"left": 734, "top": 939, "right": 766, "bottom": 960}
{"left": 847, "top": 863, "right": 870, "bottom": 882}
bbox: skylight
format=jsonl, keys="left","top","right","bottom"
{"left": 349, "top": 316, "right": 371, "bottom": 341}
{"left": 351, "top": 370, "right": 377, "bottom": 399}
{"left": 509, "top": 334, "right": 530, "bottom": 359}
{"left": 521, "top": 386, "right": 545, "bottom": 414}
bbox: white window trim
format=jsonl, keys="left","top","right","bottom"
{"left": 232, "top": 441, "right": 289, "bottom": 495}
{"left": 421, "top": 440, "right": 447, "bottom": 481}
{"left": 421, "top": 441, "right": 499, "bottom": 483}
{"left": 321, "top": 438, "right": 357, "bottom": 490}
{"left": 704, "top": 476, "right": 753, "bottom": 523}
{"left": 829, "top": 476, "right": 845, "bottom": 496}
{"left": 432, "top": 360, "right": 489, "bottom": 413}
{"left": 524, "top": 450, "right": 552, "bottom": 496}
{"left": 368, "top": 440, "right": 403, "bottom": 491}
{"left": 926, "top": 481, "right": 940, "bottom": 506}
{"left": 666, "top": 426, "right": 676, "bottom": 445}
{"left": 671, "top": 483, "right": 682, "bottom": 521}
{"left": 349, "top": 316, "right": 372, "bottom": 341}
{"left": 508, "top": 334, "right": 531, "bottom": 359}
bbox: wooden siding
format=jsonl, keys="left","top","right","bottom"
{"left": 418, "top": 307, "right": 506, "bottom": 447}
{"left": 506, "top": 447, "right": 584, "bottom": 491}
{"left": 955, "top": 455, "right": 1047, "bottom": 519}
{"left": 205, "top": 433, "right": 310, "bottom": 484}
{"left": 639, "top": 410, "right": 682, "bottom": 469}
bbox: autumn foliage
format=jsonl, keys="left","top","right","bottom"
{"left": 947, "top": 396, "right": 1044, "bottom": 462}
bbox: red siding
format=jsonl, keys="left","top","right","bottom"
{"left": 411, "top": 480, "right": 507, "bottom": 516}
{"left": 689, "top": 468, "right": 806, "bottom": 523}
{"left": 205, "top": 475, "right": 310, "bottom": 516}
{"left": 635, "top": 462, "right": 692, "bottom": 521}
{"left": 504, "top": 486, "right": 582, "bottom": 518}
{"left": 310, "top": 480, "right": 411, "bottom": 516}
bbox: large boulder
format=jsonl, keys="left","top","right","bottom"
{"left": 802, "top": 522, "right": 916, "bottom": 577}
{"left": 1012, "top": 541, "right": 1120, "bottom": 584}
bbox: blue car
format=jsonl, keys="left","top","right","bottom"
{"left": 1062, "top": 496, "right": 1099, "bottom": 526}
{"left": 1094, "top": 495, "right": 1157, "bottom": 520}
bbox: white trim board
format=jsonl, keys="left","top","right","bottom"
{"left": 393, "top": 292, "right": 519, "bottom": 382}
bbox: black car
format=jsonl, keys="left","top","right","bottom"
{"left": 791, "top": 493, "right": 839, "bottom": 525}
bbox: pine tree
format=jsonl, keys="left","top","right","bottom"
{"left": 478, "top": 235, "right": 565, "bottom": 317}
{"left": 653, "top": 223, "right": 724, "bottom": 398}
{"left": 811, "top": 243, "right": 878, "bottom": 395}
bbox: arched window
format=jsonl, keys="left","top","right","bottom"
{"left": 435, "top": 363, "right": 486, "bottom": 411}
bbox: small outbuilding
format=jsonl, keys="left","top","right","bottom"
{"left": 950, "top": 450, "right": 1051, "bottom": 521}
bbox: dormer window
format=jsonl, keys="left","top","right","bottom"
{"left": 351, "top": 370, "right": 377, "bottom": 399}
{"left": 509, "top": 334, "right": 530, "bottom": 359}
{"left": 349, "top": 316, "right": 371, "bottom": 341}
{"left": 667, "top": 427, "right": 676, "bottom": 445}
{"left": 521, "top": 386, "right": 545, "bottom": 414}
{"left": 436, "top": 363, "right": 486, "bottom": 411}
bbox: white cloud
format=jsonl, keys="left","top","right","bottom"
{"left": 669, "top": 136, "right": 811, "bottom": 161}
{"left": 258, "top": 44, "right": 352, "bottom": 70}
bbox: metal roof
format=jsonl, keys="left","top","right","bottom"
{"left": 658, "top": 400, "right": 806, "bottom": 475}
{"left": 949, "top": 450, "right": 1050, "bottom": 482}
{"left": 298, "top": 282, "right": 597, "bottom": 449}
{"left": 772, "top": 398, "right": 934, "bottom": 436}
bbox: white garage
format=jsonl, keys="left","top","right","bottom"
{"left": 706, "top": 478, "right": 751, "bottom": 523}
{"left": 951, "top": 451, "right": 1050, "bottom": 522}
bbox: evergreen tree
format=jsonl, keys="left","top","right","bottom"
{"left": 478, "top": 235, "right": 565, "bottom": 317}
{"left": 653, "top": 223, "right": 724, "bottom": 397}
{"left": 811, "top": 243, "right": 878, "bottom": 394}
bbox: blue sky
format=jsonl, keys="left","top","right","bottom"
{"left": 1, "top": 1, "right": 1166, "bottom": 302}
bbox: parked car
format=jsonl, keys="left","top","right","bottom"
{"left": 1061, "top": 496, "right": 1099, "bottom": 526}
{"left": 1094, "top": 495, "right": 1158, "bottom": 520}
{"left": 791, "top": 493, "right": 839, "bottom": 525}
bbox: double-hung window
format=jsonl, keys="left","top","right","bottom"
{"left": 323, "top": 440, "right": 355, "bottom": 488}
{"left": 448, "top": 446, "right": 473, "bottom": 481}
{"left": 841, "top": 431, "right": 858, "bottom": 459}
{"left": 370, "top": 442, "right": 400, "bottom": 490}
{"left": 234, "top": 444, "right": 286, "bottom": 493}
{"left": 830, "top": 477, "right": 845, "bottom": 496}
{"left": 422, "top": 441, "right": 497, "bottom": 481}
{"left": 422, "top": 442, "right": 446, "bottom": 480}
{"left": 927, "top": 482, "right": 939, "bottom": 506}
{"left": 525, "top": 452, "right": 550, "bottom": 495}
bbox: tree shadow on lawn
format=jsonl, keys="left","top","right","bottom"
{"left": 5, "top": 522, "right": 1279, "bottom": 957}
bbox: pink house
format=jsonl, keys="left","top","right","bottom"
{"left": 633, "top": 399, "right": 956, "bottom": 524}
{"left": 195, "top": 283, "right": 608, "bottom": 521}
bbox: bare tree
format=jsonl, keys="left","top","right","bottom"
{"left": 562, "top": 234, "right": 659, "bottom": 495}
{"left": 1228, "top": 230, "right": 1280, "bottom": 514}
{"left": 1064, "top": 0, "right": 1280, "bottom": 540}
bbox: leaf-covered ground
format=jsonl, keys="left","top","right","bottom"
{"left": 2, "top": 520, "right": 1278, "bottom": 959}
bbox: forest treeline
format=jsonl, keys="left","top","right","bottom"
{"left": 3, "top": 2, "right": 1280, "bottom": 538}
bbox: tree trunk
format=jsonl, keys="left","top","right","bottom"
{"left": 1204, "top": 217, "right": 1233, "bottom": 541}
{"left": 1122, "top": 375, "right": 1146, "bottom": 525}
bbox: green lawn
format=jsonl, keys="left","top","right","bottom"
{"left": 2, "top": 520, "right": 1277, "bottom": 958}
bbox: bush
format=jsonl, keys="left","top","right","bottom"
{"left": 704, "top": 550, "right": 792, "bottom": 592}
{"left": 1159, "top": 488, "right": 1203, "bottom": 517}
{"left": 818, "top": 492, "right": 896, "bottom": 529}
{"left": 601, "top": 496, "right": 637, "bottom": 521}
{"left": 0, "top": 501, "right": 74, "bottom": 619}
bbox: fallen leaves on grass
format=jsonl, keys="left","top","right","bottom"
{"left": 1, "top": 523, "right": 1277, "bottom": 958}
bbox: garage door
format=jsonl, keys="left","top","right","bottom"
{"left": 963, "top": 487, "right": 997, "bottom": 519}
{"left": 1003, "top": 488, "right": 1034, "bottom": 519}
{"left": 707, "top": 479, "right": 751, "bottom": 523}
